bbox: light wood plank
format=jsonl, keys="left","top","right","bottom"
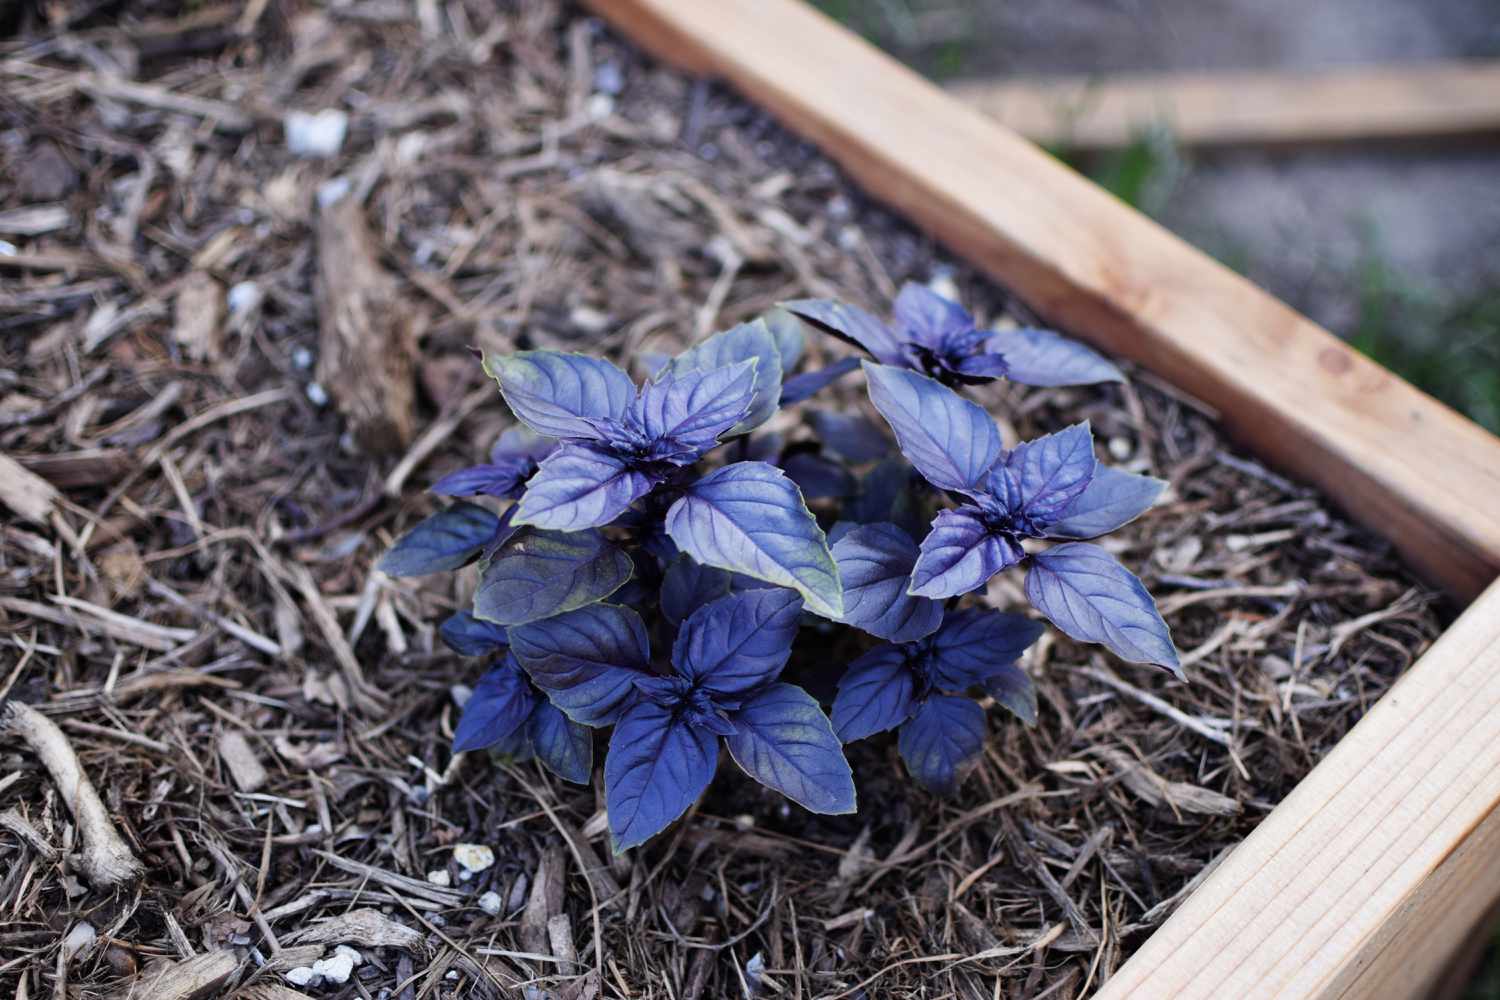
{"left": 1093, "top": 577, "right": 1500, "bottom": 999}
{"left": 584, "top": 0, "right": 1500, "bottom": 601}
{"left": 947, "top": 62, "right": 1500, "bottom": 149}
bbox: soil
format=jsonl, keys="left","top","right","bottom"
{"left": 0, "top": 3, "right": 1449, "bottom": 998}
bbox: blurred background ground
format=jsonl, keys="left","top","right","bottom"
{"left": 811, "top": 1, "right": 1500, "bottom": 993}
{"left": 813, "top": 0, "right": 1500, "bottom": 434}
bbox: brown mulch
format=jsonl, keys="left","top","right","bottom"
{"left": 0, "top": 3, "right": 1448, "bottom": 998}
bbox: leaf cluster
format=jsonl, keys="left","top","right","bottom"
{"left": 381, "top": 286, "right": 1178, "bottom": 850}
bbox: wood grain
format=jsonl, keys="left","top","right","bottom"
{"left": 947, "top": 62, "right": 1500, "bottom": 149}
{"left": 1092, "top": 578, "right": 1500, "bottom": 999}
{"left": 585, "top": 0, "right": 1500, "bottom": 601}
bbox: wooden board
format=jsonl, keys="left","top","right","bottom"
{"left": 1092, "top": 577, "right": 1500, "bottom": 999}
{"left": 946, "top": 62, "right": 1500, "bottom": 149}
{"left": 584, "top": 0, "right": 1500, "bottom": 603}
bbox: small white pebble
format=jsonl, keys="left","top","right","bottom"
{"left": 285, "top": 109, "right": 349, "bottom": 158}
{"left": 317, "top": 176, "right": 351, "bottom": 208}
{"left": 593, "top": 62, "right": 624, "bottom": 95}
{"left": 286, "top": 967, "right": 318, "bottom": 987}
{"left": 445, "top": 970, "right": 460, "bottom": 981}
{"left": 291, "top": 346, "right": 315, "bottom": 370}
{"left": 569, "top": 305, "right": 610, "bottom": 333}
{"left": 586, "top": 93, "right": 615, "bottom": 120}
{"left": 305, "top": 382, "right": 329, "bottom": 407}
{"left": 478, "top": 890, "right": 503, "bottom": 915}
{"left": 1108, "top": 436, "right": 1133, "bottom": 461}
{"left": 227, "top": 281, "right": 261, "bottom": 315}
{"left": 459, "top": 868, "right": 474, "bottom": 882}
{"left": 63, "top": 922, "right": 96, "bottom": 960}
{"left": 335, "top": 944, "right": 364, "bottom": 967}
{"left": 453, "top": 842, "right": 495, "bottom": 874}
{"left": 926, "top": 268, "right": 961, "bottom": 303}
{"left": 426, "top": 869, "right": 451, "bottom": 887}
{"left": 312, "top": 951, "right": 355, "bottom": 985}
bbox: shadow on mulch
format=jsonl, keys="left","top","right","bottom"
{"left": 0, "top": 2, "right": 1446, "bottom": 998}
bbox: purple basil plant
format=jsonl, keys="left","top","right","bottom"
{"left": 380, "top": 287, "right": 1178, "bottom": 852}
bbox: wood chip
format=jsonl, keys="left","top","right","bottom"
{"left": 218, "top": 730, "right": 269, "bottom": 792}
{"left": 173, "top": 271, "right": 226, "bottom": 361}
{"left": 119, "top": 950, "right": 240, "bottom": 1000}
{"left": 283, "top": 908, "right": 425, "bottom": 950}
{"left": 1098, "top": 748, "right": 1243, "bottom": 818}
{"left": 0, "top": 452, "right": 59, "bottom": 524}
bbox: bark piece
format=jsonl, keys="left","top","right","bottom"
{"left": 314, "top": 194, "right": 419, "bottom": 453}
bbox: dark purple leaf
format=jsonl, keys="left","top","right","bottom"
{"left": 491, "top": 425, "right": 558, "bottom": 463}
{"left": 891, "top": 282, "right": 974, "bottom": 352}
{"left": 605, "top": 699, "right": 720, "bottom": 850}
{"left": 485, "top": 350, "right": 634, "bottom": 439}
{"left": 926, "top": 608, "right": 1044, "bottom": 690}
{"left": 831, "top": 523, "right": 943, "bottom": 642}
{"left": 513, "top": 445, "right": 657, "bottom": 531}
{"left": 848, "top": 458, "right": 925, "bottom": 538}
{"left": 1047, "top": 466, "right": 1167, "bottom": 539}
{"left": 807, "top": 410, "right": 891, "bottom": 463}
{"left": 509, "top": 603, "right": 650, "bottom": 726}
{"left": 831, "top": 644, "right": 918, "bottom": 742}
{"left": 665, "top": 461, "right": 843, "bottom": 618}
{"left": 745, "top": 430, "right": 785, "bottom": 464}
{"left": 662, "top": 320, "right": 782, "bottom": 433}
{"left": 429, "top": 459, "right": 533, "bottom": 499}
{"left": 378, "top": 502, "right": 502, "bottom": 577}
{"left": 529, "top": 700, "right": 593, "bottom": 783}
{"left": 636, "top": 358, "right": 759, "bottom": 451}
{"left": 672, "top": 588, "right": 803, "bottom": 697}
{"left": 995, "top": 328, "right": 1124, "bottom": 387}
{"left": 897, "top": 695, "right": 987, "bottom": 795}
{"left": 863, "top": 362, "right": 1000, "bottom": 493}
{"left": 659, "top": 554, "right": 735, "bottom": 626}
{"left": 452, "top": 656, "right": 538, "bottom": 753}
{"left": 780, "top": 356, "right": 860, "bottom": 405}
{"left": 1025, "top": 543, "right": 1180, "bottom": 674}
{"left": 762, "top": 307, "right": 807, "bottom": 372}
{"left": 954, "top": 352, "right": 1010, "bottom": 379}
{"left": 997, "top": 422, "right": 1097, "bottom": 526}
{"left": 438, "top": 612, "right": 509, "bottom": 657}
{"left": 908, "top": 508, "right": 1024, "bottom": 599}
{"left": 983, "top": 663, "right": 1037, "bottom": 725}
{"left": 725, "top": 683, "right": 855, "bottom": 814}
{"left": 473, "top": 527, "right": 632, "bottom": 626}
{"left": 488, "top": 725, "right": 534, "bottom": 762}
{"left": 782, "top": 299, "right": 904, "bottom": 365}
{"left": 781, "top": 451, "right": 855, "bottom": 500}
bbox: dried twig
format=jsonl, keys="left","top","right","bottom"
{"left": 1, "top": 701, "right": 143, "bottom": 886}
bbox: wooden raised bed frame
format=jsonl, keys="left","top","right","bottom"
{"left": 583, "top": 2, "right": 1500, "bottom": 997}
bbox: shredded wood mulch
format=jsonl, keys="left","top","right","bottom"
{"left": 0, "top": 3, "right": 1449, "bottom": 998}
